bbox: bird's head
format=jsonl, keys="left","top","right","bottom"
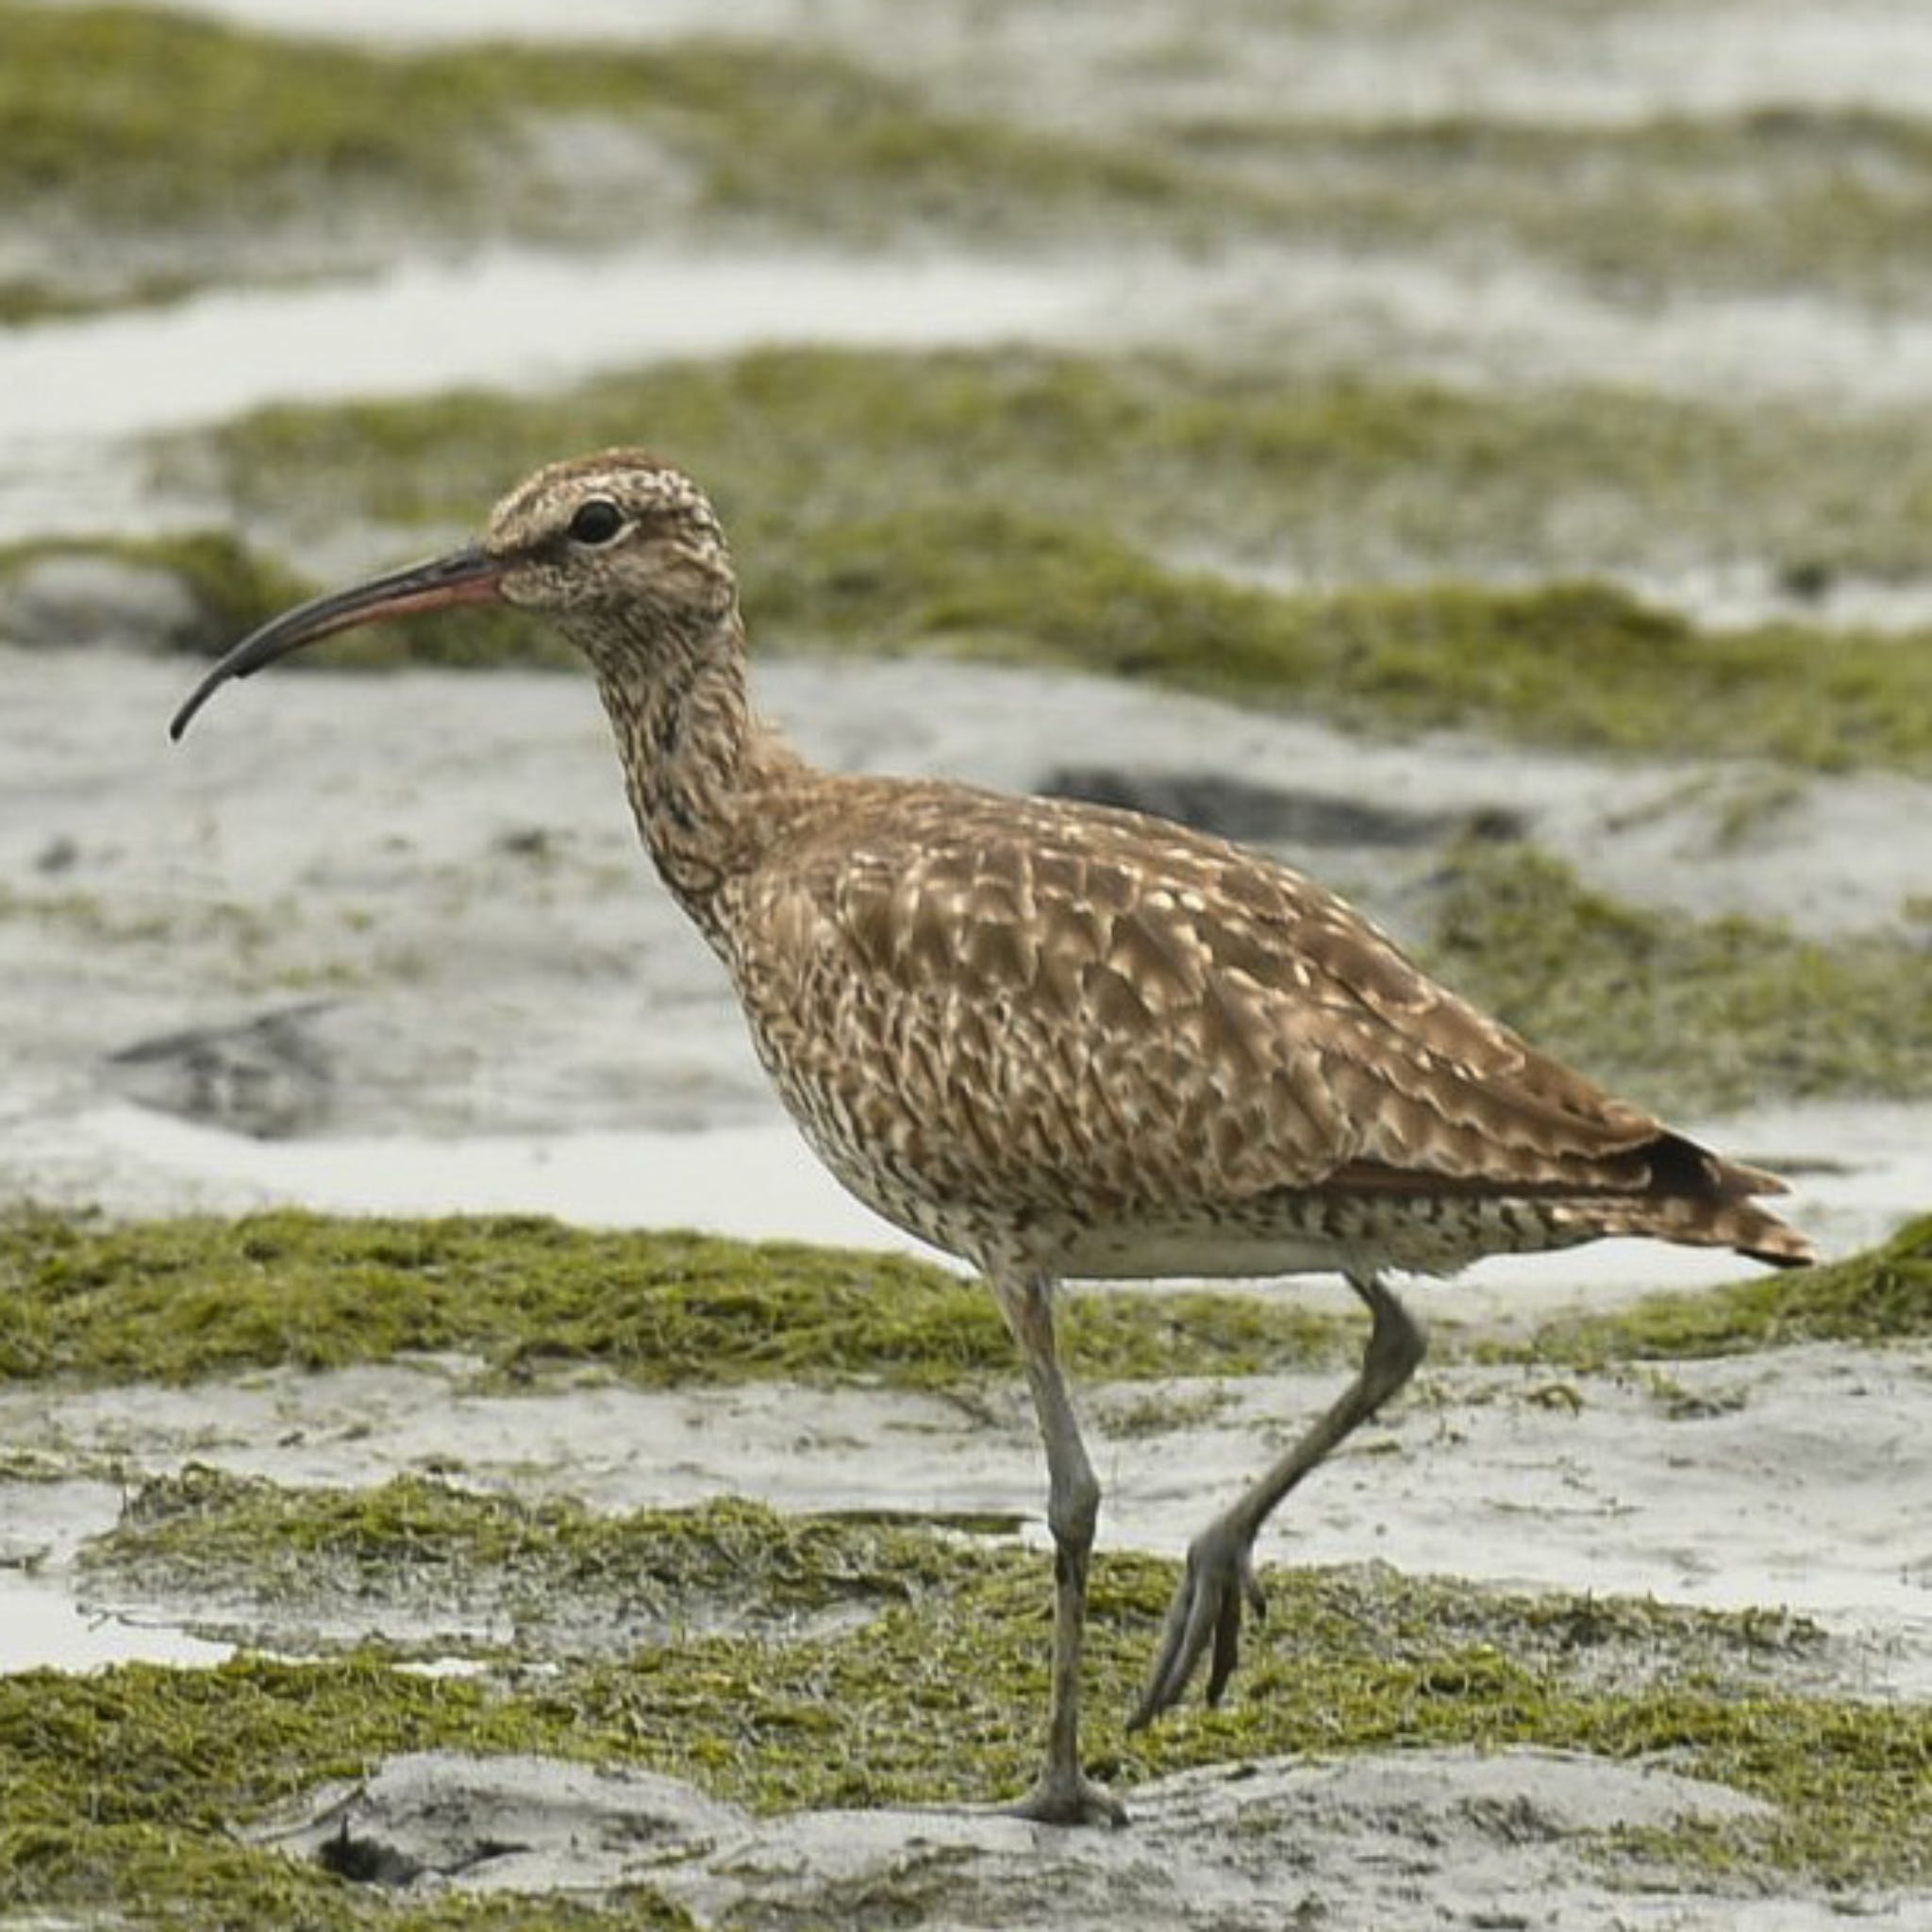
{"left": 170, "top": 449, "right": 735, "bottom": 740}
{"left": 484, "top": 449, "right": 736, "bottom": 625}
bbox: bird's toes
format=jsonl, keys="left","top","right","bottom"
{"left": 1205, "top": 1576, "right": 1244, "bottom": 1706}
{"left": 1006, "top": 1772, "right": 1128, "bottom": 1829}
{"left": 1125, "top": 1572, "right": 1198, "bottom": 1731}
{"left": 1127, "top": 1542, "right": 1201, "bottom": 1728}
{"left": 1129, "top": 1521, "right": 1262, "bottom": 1728}
{"left": 1241, "top": 1556, "right": 1268, "bottom": 1623}
{"left": 1124, "top": 1643, "right": 1181, "bottom": 1732}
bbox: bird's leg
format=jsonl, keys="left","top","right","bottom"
{"left": 1128, "top": 1273, "right": 1425, "bottom": 1730}
{"left": 991, "top": 1269, "right": 1126, "bottom": 1828}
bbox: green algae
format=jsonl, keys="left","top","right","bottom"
{"left": 0, "top": 269, "right": 202, "bottom": 325}
{"left": 14, "top": 4, "right": 1932, "bottom": 318}
{"left": 0, "top": 1652, "right": 692, "bottom": 1928}
{"left": 195, "top": 344, "right": 1932, "bottom": 588}
{"left": 759, "top": 516, "right": 1932, "bottom": 774}
{"left": 4, "top": 1521, "right": 1926, "bottom": 1914}
{"left": 0, "top": 3, "right": 1205, "bottom": 254}
{"left": 1167, "top": 106, "right": 1932, "bottom": 305}
{"left": 76, "top": 1483, "right": 1835, "bottom": 1728}
{"left": 0, "top": 882, "right": 277, "bottom": 958}
{"left": 0, "top": 1171, "right": 1921, "bottom": 1407}
{"left": 177, "top": 349, "right": 1932, "bottom": 774}
{"left": 84, "top": 1469, "right": 993, "bottom": 1650}
{"left": 4, "top": 4, "right": 475, "bottom": 228}
{"left": 1419, "top": 843, "right": 1932, "bottom": 1115}
{"left": 78, "top": 1469, "right": 1828, "bottom": 1708}
{"left": 0, "top": 1208, "right": 1343, "bottom": 1391}
{"left": 1535, "top": 1214, "right": 1932, "bottom": 1363}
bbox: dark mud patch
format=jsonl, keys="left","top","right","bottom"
{"left": 1040, "top": 764, "right": 1526, "bottom": 847}
{"left": 106, "top": 1003, "right": 340, "bottom": 1139}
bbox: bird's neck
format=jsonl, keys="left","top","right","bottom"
{"left": 581, "top": 606, "right": 806, "bottom": 942}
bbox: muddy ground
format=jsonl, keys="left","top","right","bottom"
{"left": 2, "top": 1, "right": 1930, "bottom": 1927}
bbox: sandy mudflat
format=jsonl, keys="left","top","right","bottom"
{"left": 4, "top": 1, "right": 1930, "bottom": 1923}
{"left": 3, "top": 638, "right": 1925, "bottom": 1921}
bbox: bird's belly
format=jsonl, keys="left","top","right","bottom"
{"left": 1058, "top": 1191, "right": 1596, "bottom": 1281}
{"left": 1054, "top": 1219, "right": 1353, "bottom": 1282}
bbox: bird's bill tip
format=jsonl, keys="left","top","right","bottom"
{"left": 167, "top": 543, "right": 507, "bottom": 741}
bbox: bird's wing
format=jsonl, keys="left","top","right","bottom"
{"left": 736, "top": 782, "right": 1755, "bottom": 1214}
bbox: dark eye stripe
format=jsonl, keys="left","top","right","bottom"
{"left": 569, "top": 499, "right": 624, "bottom": 545}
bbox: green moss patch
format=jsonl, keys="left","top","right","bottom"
{"left": 196, "top": 345, "right": 1932, "bottom": 589}
{"left": 15, "top": 3, "right": 1932, "bottom": 316}
{"left": 4, "top": 1531, "right": 1926, "bottom": 1915}
{"left": 760, "top": 518, "right": 1932, "bottom": 774}
{"left": 0, "top": 1208, "right": 1343, "bottom": 1391}
{"left": 83, "top": 1469, "right": 995, "bottom": 1654}
{"left": 6, "top": 4, "right": 478, "bottom": 228}
{"left": 77, "top": 1479, "right": 1841, "bottom": 1711}
{"left": 0, "top": 1652, "right": 692, "bottom": 1927}
{"left": 1, "top": 1186, "right": 1921, "bottom": 1406}
{"left": 1536, "top": 1214, "right": 1932, "bottom": 1363}
{"left": 1168, "top": 107, "right": 1932, "bottom": 305}
{"left": 1419, "top": 843, "right": 1932, "bottom": 1114}
{"left": 177, "top": 350, "right": 1932, "bottom": 774}
{"left": 1, "top": 4, "right": 1206, "bottom": 254}
{"left": 80, "top": 1470, "right": 1836, "bottom": 1711}
{"left": 0, "top": 269, "right": 205, "bottom": 325}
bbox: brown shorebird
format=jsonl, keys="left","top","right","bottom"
{"left": 171, "top": 450, "right": 1813, "bottom": 1826}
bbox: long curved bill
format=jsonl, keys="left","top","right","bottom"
{"left": 168, "top": 543, "right": 507, "bottom": 741}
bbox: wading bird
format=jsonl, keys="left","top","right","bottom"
{"left": 172, "top": 450, "right": 1812, "bottom": 1825}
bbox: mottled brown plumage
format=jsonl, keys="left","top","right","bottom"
{"left": 173, "top": 448, "right": 1813, "bottom": 1828}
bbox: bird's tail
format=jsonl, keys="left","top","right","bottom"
{"left": 1556, "top": 1134, "right": 1816, "bottom": 1268}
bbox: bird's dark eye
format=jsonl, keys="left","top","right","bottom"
{"left": 568, "top": 499, "right": 625, "bottom": 546}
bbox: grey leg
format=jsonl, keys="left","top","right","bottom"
{"left": 1129, "top": 1273, "right": 1425, "bottom": 1730}
{"left": 991, "top": 1268, "right": 1125, "bottom": 1827}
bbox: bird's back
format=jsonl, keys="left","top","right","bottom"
{"left": 715, "top": 773, "right": 1811, "bottom": 1277}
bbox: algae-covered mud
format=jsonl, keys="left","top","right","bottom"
{"left": 3, "top": 1208, "right": 1926, "bottom": 1392}
{"left": 172, "top": 342, "right": 1932, "bottom": 625}
{"left": 0, "top": 1208, "right": 1346, "bottom": 1390}
{"left": 143, "top": 352, "right": 1932, "bottom": 772}
{"left": 4, "top": 0, "right": 1930, "bottom": 1926}
{"left": 2, "top": 1221, "right": 1928, "bottom": 1925}
{"left": 16, "top": 3, "right": 1932, "bottom": 317}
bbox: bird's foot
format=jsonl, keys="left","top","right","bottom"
{"left": 1004, "top": 1768, "right": 1128, "bottom": 1828}
{"left": 1127, "top": 1514, "right": 1266, "bottom": 1731}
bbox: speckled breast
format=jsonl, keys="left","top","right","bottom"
{"left": 742, "top": 1020, "right": 1005, "bottom": 1264}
